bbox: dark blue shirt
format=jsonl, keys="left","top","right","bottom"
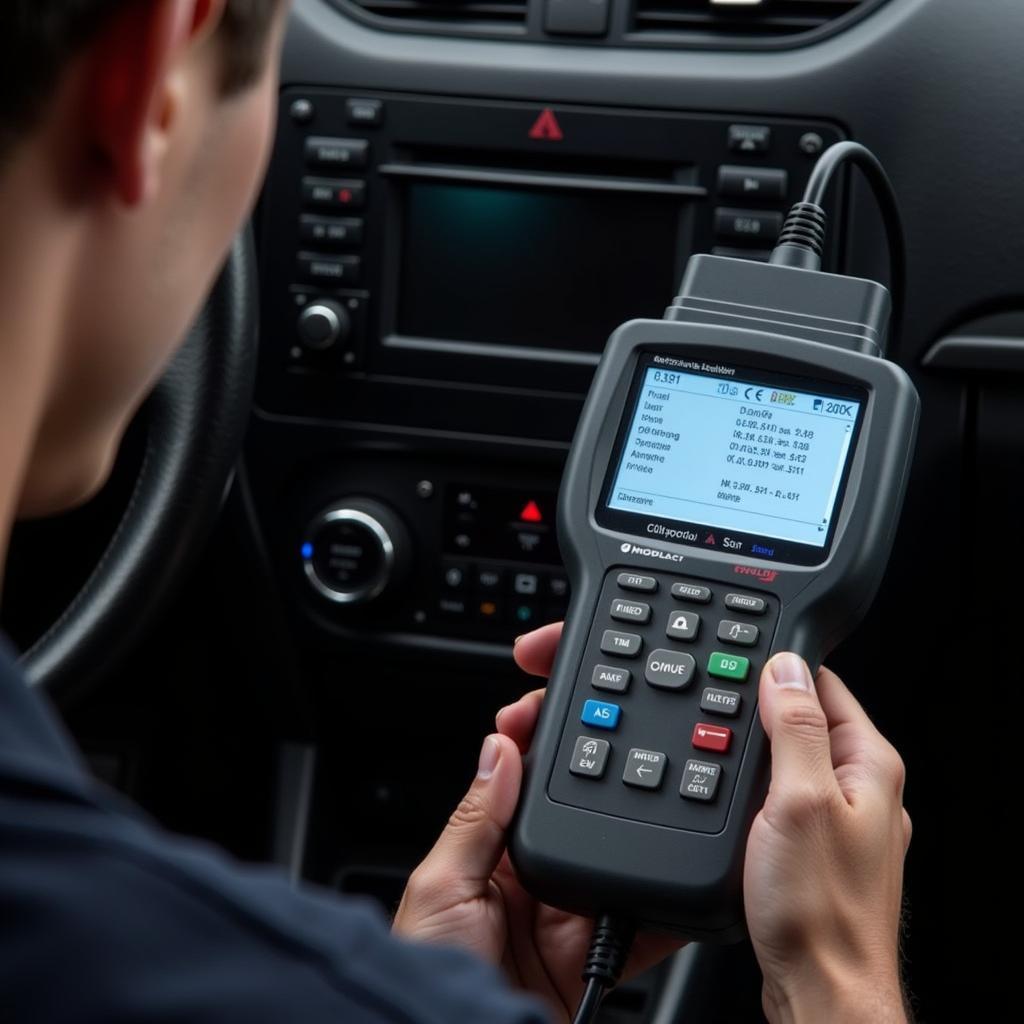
{"left": 0, "top": 635, "right": 548, "bottom": 1023}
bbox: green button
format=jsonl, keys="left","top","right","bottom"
{"left": 708, "top": 651, "right": 750, "bottom": 682}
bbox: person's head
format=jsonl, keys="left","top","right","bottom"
{"left": 0, "top": 1, "right": 289, "bottom": 517}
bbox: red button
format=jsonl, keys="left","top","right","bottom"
{"left": 692, "top": 722, "right": 732, "bottom": 753}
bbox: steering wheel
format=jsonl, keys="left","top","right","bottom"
{"left": 21, "top": 228, "right": 259, "bottom": 702}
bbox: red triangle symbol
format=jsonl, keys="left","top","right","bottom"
{"left": 529, "top": 109, "right": 564, "bottom": 142}
{"left": 705, "top": 533, "right": 717, "bottom": 545}
{"left": 520, "top": 500, "right": 544, "bottom": 523}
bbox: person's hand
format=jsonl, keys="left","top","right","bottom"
{"left": 393, "top": 622, "right": 682, "bottom": 1023}
{"left": 745, "top": 653, "right": 911, "bottom": 1024}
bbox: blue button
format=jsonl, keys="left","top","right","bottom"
{"left": 581, "top": 699, "right": 621, "bottom": 730}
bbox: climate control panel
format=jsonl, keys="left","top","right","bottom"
{"left": 283, "top": 457, "right": 569, "bottom": 650}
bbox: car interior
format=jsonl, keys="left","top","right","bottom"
{"left": 3, "top": 0, "right": 1018, "bottom": 1018}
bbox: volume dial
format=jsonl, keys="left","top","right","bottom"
{"left": 298, "top": 300, "right": 351, "bottom": 351}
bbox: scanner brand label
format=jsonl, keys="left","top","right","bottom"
{"left": 734, "top": 565, "right": 779, "bottom": 583}
{"left": 619, "top": 541, "right": 686, "bottom": 564}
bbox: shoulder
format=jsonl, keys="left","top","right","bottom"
{"left": 0, "top": 800, "right": 548, "bottom": 1024}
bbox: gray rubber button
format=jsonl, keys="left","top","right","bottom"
{"left": 671, "top": 582, "right": 712, "bottom": 604}
{"left": 724, "top": 593, "right": 767, "bottom": 615}
{"left": 600, "top": 630, "right": 643, "bottom": 658}
{"left": 700, "top": 687, "right": 741, "bottom": 717}
{"left": 610, "top": 598, "right": 651, "bottom": 624}
{"left": 680, "top": 759, "right": 722, "bottom": 802}
{"left": 570, "top": 736, "right": 610, "bottom": 778}
{"left": 717, "top": 620, "right": 759, "bottom": 646}
{"left": 622, "top": 749, "right": 666, "bottom": 790}
{"left": 645, "top": 649, "right": 696, "bottom": 691}
{"left": 666, "top": 610, "right": 701, "bottom": 641}
{"left": 592, "top": 664, "right": 631, "bottom": 693}
{"left": 617, "top": 572, "right": 658, "bottom": 593}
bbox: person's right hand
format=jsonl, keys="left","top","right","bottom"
{"left": 745, "top": 653, "right": 912, "bottom": 1024}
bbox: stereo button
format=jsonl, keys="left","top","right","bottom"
{"left": 728, "top": 124, "right": 771, "bottom": 154}
{"left": 302, "top": 177, "right": 366, "bottom": 211}
{"left": 305, "top": 137, "right": 369, "bottom": 170}
{"left": 347, "top": 98, "right": 384, "bottom": 127}
{"left": 299, "top": 215, "right": 364, "bottom": 248}
{"left": 297, "top": 254, "right": 362, "bottom": 286}
{"left": 715, "top": 208, "right": 784, "bottom": 243}
{"left": 718, "top": 166, "right": 788, "bottom": 201}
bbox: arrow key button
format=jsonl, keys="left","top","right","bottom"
{"left": 622, "top": 748, "right": 667, "bottom": 790}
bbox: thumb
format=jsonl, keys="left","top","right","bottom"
{"left": 412, "top": 733, "right": 522, "bottom": 905}
{"left": 758, "top": 652, "right": 838, "bottom": 794}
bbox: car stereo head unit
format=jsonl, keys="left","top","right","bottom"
{"left": 257, "top": 90, "right": 844, "bottom": 415}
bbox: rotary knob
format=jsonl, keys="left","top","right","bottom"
{"left": 301, "top": 499, "right": 411, "bottom": 605}
{"left": 297, "top": 300, "right": 351, "bottom": 351}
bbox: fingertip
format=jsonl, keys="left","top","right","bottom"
{"left": 764, "top": 652, "right": 815, "bottom": 692}
{"left": 512, "top": 621, "right": 564, "bottom": 677}
{"left": 495, "top": 689, "right": 545, "bottom": 752}
{"left": 480, "top": 733, "right": 523, "bottom": 824}
{"left": 476, "top": 734, "right": 501, "bottom": 780}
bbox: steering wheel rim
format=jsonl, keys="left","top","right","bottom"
{"left": 22, "top": 227, "right": 258, "bottom": 702}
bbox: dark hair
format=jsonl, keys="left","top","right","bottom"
{"left": 0, "top": 0, "right": 280, "bottom": 161}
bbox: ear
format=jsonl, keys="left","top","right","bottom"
{"left": 87, "top": 0, "right": 228, "bottom": 207}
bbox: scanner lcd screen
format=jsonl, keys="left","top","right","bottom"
{"left": 603, "top": 358, "right": 865, "bottom": 562}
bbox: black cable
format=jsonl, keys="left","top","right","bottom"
{"left": 570, "top": 914, "right": 635, "bottom": 1024}
{"left": 769, "top": 140, "right": 906, "bottom": 355}
{"left": 571, "top": 979, "right": 605, "bottom": 1024}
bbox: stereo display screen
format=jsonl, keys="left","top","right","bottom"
{"left": 396, "top": 182, "right": 681, "bottom": 356}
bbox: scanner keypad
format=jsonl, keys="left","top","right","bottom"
{"left": 549, "top": 568, "right": 778, "bottom": 834}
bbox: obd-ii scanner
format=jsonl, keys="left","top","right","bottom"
{"left": 509, "top": 144, "right": 920, "bottom": 1023}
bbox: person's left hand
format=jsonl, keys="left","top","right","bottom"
{"left": 392, "top": 622, "right": 683, "bottom": 1023}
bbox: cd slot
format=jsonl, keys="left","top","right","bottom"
{"left": 378, "top": 162, "right": 706, "bottom": 200}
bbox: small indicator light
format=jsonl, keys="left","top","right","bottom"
{"left": 519, "top": 500, "right": 543, "bottom": 523}
{"left": 528, "top": 109, "right": 564, "bottom": 142}
{"left": 301, "top": 543, "right": 314, "bottom": 560}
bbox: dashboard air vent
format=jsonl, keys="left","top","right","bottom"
{"left": 342, "top": 0, "right": 528, "bottom": 31}
{"left": 632, "top": 0, "right": 870, "bottom": 41}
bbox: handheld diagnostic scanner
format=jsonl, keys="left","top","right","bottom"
{"left": 510, "top": 144, "right": 920, "bottom": 958}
